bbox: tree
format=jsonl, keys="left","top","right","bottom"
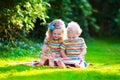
{"left": 89, "top": 0, "right": 120, "bottom": 37}
{"left": 0, "top": 0, "right": 49, "bottom": 42}
{"left": 47, "top": 0, "right": 99, "bottom": 38}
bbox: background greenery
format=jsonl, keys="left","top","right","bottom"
{"left": 0, "top": 0, "right": 120, "bottom": 56}
{"left": 1, "top": 0, "right": 120, "bottom": 42}
{"left": 0, "top": 0, "right": 48, "bottom": 42}
{"left": 0, "top": 0, "right": 120, "bottom": 80}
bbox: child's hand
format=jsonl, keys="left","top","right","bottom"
{"left": 78, "top": 54, "right": 83, "bottom": 60}
{"left": 46, "top": 49, "right": 51, "bottom": 55}
{"left": 49, "top": 52, "right": 55, "bottom": 59}
{"left": 51, "top": 52, "right": 55, "bottom": 58}
{"left": 42, "top": 46, "right": 50, "bottom": 53}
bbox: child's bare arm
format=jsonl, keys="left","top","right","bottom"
{"left": 78, "top": 48, "right": 87, "bottom": 58}
{"left": 60, "top": 49, "right": 68, "bottom": 58}
{"left": 42, "top": 45, "right": 50, "bottom": 55}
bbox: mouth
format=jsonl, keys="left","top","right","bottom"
{"left": 53, "top": 37, "right": 58, "bottom": 39}
{"left": 54, "top": 37, "right": 58, "bottom": 38}
{"left": 69, "top": 40, "right": 74, "bottom": 42}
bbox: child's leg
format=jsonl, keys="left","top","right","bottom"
{"left": 48, "top": 52, "right": 55, "bottom": 67}
{"left": 43, "top": 59, "right": 49, "bottom": 65}
{"left": 74, "top": 63, "right": 81, "bottom": 68}
{"left": 80, "top": 61, "right": 88, "bottom": 68}
{"left": 39, "top": 55, "right": 48, "bottom": 65}
{"left": 74, "top": 59, "right": 83, "bottom": 68}
{"left": 49, "top": 57, "right": 54, "bottom": 67}
{"left": 74, "top": 60, "right": 87, "bottom": 68}
{"left": 56, "top": 60, "right": 66, "bottom": 68}
{"left": 51, "top": 52, "right": 55, "bottom": 58}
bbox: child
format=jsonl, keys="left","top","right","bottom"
{"left": 60, "top": 21, "right": 87, "bottom": 68}
{"left": 39, "top": 19, "right": 66, "bottom": 68}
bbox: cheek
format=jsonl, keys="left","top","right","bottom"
{"left": 52, "top": 34, "right": 54, "bottom": 37}
{"left": 57, "top": 35, "right": 62, "bottom": 38}
{"left": 52, "top": 34, "right": 55, "bottom": 37}
{"left": 68, "top": 38, "right": 70, "bottom": 40}
{"left": 60, "top": 34, "right": 63, "bottom": 38}
{"left": 60, "top": 34, "right": 62, "bottom": 36}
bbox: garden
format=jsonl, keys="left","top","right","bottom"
{"left": 0, "top": 0, "right": 120, "bottom": 80}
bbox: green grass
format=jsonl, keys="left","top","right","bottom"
{"left": 0, "top": 38, "right": 120, "bottom": 80}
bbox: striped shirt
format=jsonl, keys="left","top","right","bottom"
{"left": 60, "top": 38, "right": 87, "bottom": 59}
{"left": 44, "top": 38, "right": 62, "bottom": 54}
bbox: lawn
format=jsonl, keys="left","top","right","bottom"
{"left": 0, "top": 38, "right": 120, "bottom": 80}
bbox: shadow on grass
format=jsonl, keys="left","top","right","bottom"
{"left": 0, "top": 65, "right": 31, "bottom": 73}
{"left": 0, "top": 64, "right": 54, "bottom": 73}
{"left": 1, "top": 69, "right": 120, "bottom": 80}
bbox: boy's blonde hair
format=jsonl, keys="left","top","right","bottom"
{"left": 67, "top": 21, "right": 82, "bottom": 36}
{"left": 46, "top": 19, "right": 66, "bottom": 42}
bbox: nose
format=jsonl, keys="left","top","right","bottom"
{"left": 70, "top": 38, "right": 73, "bottom": 41}
{"left": 55, "top": 34, "right": 58, "bottom": 37}
{"left": 54, "top": 35, "right": 57, "bottom": 38}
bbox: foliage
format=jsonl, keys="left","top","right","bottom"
{"left": 116, "top": 9, "right": 120, "bottom": 24}
{"left": 47, "top": 0, "right": 99, "bottom": 37}
{"left": 114, "top": 8, "right": 120, "bottom": 36}
{"left": 89, "top": 0, "right": 120, "bottom": 37}
{"left": 28, "top": 18, "right": 47, "bottom": 40}
{"left": 0, "top": 40, "right": 42, "bottom": 58}
{"left": 27, "top": 0, "right": 120, "bottom": 38}
{"left": 0, "top": 0, "right": 120, "bottom": 44}
{"left": 0, "top": 0, "right": 49, "bottom": 42}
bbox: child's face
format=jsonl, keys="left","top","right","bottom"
{"left": 52, "top": 29, "right": 62, "bottom": 40}
{"left": 67, "top": 32, "right": 78, "bottom": 42}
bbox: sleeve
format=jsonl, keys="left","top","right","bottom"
{"left": 60, "top": 41, "right": 66, "bottom": 50}
{"left": 79, "top": 38, "right": 87, "bottom": 48}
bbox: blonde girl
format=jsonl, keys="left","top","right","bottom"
{"left": 39, "top": 19, "right": 66, "bottom": 67}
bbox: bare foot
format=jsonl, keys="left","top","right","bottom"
{"left": 57, "top": 60, "right": 66, "bottom": 68}
{"left": 74, "top": 63, "right": 81, "bottom": 68}
{"left": 39, "top": 56, "right": 48, "bottom": 65}
{"left": 49, "top": 58, "right": 55, "bottom": 67}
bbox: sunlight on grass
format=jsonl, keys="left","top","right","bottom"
{"left": 0, "top": 38, "right": 120, "bottom": 80}
{"left": 0, "top": 66, "right": 120, "bottom": 80}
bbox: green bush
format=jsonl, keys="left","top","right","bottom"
{"left": 0, "top": 40, "right": 42, "bottom": 58}
{"left": 89, "top": 0, "right": 120, "bottom": 37}
{"left": 0, "top": 0, "right": 49, "bottom": 42}
{"left": 47, "top": 0, "right": 99, "bottom": 38}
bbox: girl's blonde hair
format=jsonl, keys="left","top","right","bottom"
{"left": 67, "top": 21, "right": 82, "bottom": 36}
{"left": 46, "top": 19, "right": 66, "bottom": 42}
